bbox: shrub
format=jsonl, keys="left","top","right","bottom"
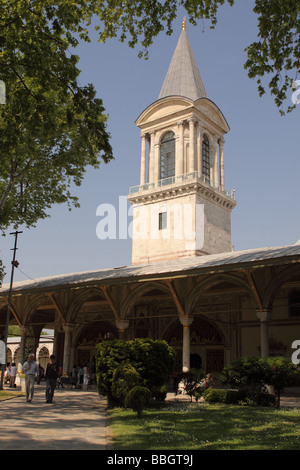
{"left": 259, "top": 356, "right": 300, "bottom": 407}
{"left": 125, "top": 386, "right": 151, "bottom": 418}
{"left": 95, "top": 338, "right": 175, "bottom": 404}
{"left": 220, "top": 357, "right": 265, "bottom": 392}
{"left": 151, "top": 385, "right": 167, "bottom": 401}
{"left": 111, "top": 361, "right": 142, "bottom": 406}
{"left": 202, "top": 388, "right": 276, "bottom": 407}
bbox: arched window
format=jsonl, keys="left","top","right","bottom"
{"left": 160, "top": 131, "right": 175, "bottom": 179}
{"left": 202, "top": 134, "right": 210, "bottom": 179}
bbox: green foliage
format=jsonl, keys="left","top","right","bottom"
{"left": 260, "top": 356, "right": 300, "bottom": 407}
{"left": 220, "top": 356, "right": 300, "bottom": 408}
{"left": 220, "top": 356, "right": 265, "bottom": 391}
{"left": 151, "top": 385, "right": 168, "bottom": 402}
{"left": 111, "top": 361, "right": 143, "bottom": 407}
{"left": 95, "top": 338, "right": 175, "bottom": 404}
{"left": 125, "top": 386, "right": 151, "bottom": 418}
{"left": 178, "top": 368, "right": 206, "bottom": 401}
{"left": 0, "top": 1, "right": 113, "bottom": 234}
{"left": 202, "top": 388, "right": 276, "bottom": 407}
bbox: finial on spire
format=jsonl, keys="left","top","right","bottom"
{"left": 182, "top": 17, "right": 186, "bottom": 31}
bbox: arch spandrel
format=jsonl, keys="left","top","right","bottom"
{"left": 120, "top": 281, "right": 176, "bottom": 321}
{"left": 186, "top": 273, "right": 257, "bottom": 316}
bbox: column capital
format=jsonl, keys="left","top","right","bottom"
{"left": 116, "top": 320, "right": 129, "bottom": 331}
{"left": 179, "top": 316, "right": 194, "bottom": 328}
{"left": 188, "top": 116, "right": 197, "bottom": 125}
{"left": 19, "top": 325, "right": 26, "bottom": 336}
{"left": 256, "top": 310, "right": 272, "bottom": 322}
{"left": 63, "top": 323, "right": 75, "bottom": 334}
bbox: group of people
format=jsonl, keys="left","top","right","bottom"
{"left": 69, "top": 363, "right": 96, "bottom": 389}
{"left": 3, "top": 362, "right": 17, "bottom": 388}
{"left": 22, "top": 353, "right": 59, "bottom": 403}
{"left": 20, "top": 355, "right": 96, "bottom": 403}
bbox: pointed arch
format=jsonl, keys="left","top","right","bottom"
{"left": 262, "top": 264, "right": 300, "bottom": 311}
{"left": 186, "top": 273, "right": 257, "bottom": 316}
{"left": 121, "top": 281, "right": 174, "bottom": 320}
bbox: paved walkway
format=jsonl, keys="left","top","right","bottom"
{"left": 0, "top": 385, "right": 111, "bottom": 450}
{"left": 0, "top": 385, "right": 299, "bottom": 450}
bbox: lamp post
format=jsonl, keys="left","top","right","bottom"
{"left": 0, "top": 230, "right": 22, "bottom": 390}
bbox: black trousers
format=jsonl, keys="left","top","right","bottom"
{"left": 45, "top": 378, "right": 57, "bottom": 402}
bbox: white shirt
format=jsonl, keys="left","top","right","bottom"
{"left": 10, "top": 365, "right": 17, "bottom": 377}
{"left": 22, "top": 360, "right": 39, "bottom": 375}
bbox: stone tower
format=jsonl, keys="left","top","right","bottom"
{"left": 128, "top": 20, "right": 236, "bottom": 265}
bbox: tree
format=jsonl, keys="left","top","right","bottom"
{"left": 97, "top": 0, "right": 300, "bottom": 115}
{"left": 0, "top": 1, "right": 113, "bottom": 236}
{"left": 260, "top": 356, "right": 300, "bottom": 408}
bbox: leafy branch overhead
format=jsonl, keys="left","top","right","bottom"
{"left": 0, "top": 1, "right": 114, "bottom": 232}
{"left": 96, "top": 0, "right": 300, "bottom": 114}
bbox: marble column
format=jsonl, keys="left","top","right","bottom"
{"left": 257, "top": 310, "right": 271, "bottom": 358}
{"left": 180, "top": 316, "right": 194, "bottom": 372}
{"left": 154, "top": 140, "right": 160, "bottom": 181}
{"left": 62, "top": 323, "right": 73, "bottom": 375}
{"left": 211, "top": 141, "right": 219, "bottom": 187}
{"left": 116, "top": 320, "right": 129, "bottom": 340}
{"left": 148, "top": 132, "right": 155, "bottom": 183}
{"left": 140, "top": 133, "right": 147, "bottom": 185}
{"left": 189, "top": 117, "right": 196, "bottom": 173}
{"left": 18, "top": 325, "right": 26, "bottom": 372}
{"left": 197, "top": 125, "right": 203, "bottom": 174}
{"left": 176, "top": 121, "right": 184, "bottom": 176}
{"left": 219, "top": 137, "right": 225, "bottom": 189}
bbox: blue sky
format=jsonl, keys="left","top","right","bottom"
{"left": 1, "top": 1, "right": 299, "bottom": 284}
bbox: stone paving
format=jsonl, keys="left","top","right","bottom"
{"left": 0, "top": 385, "right": 299, "bottom": 450}
{"left": 0, "top": 385, "right": 110, "bottom": 450}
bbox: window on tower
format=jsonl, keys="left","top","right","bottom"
{"left": 160, "top": 131, "right": 175, "bottom": 179}
{"left": 202, "top": 134, "right": 210, "bottom": 179}
{"left": 158, "top": 212, "right": 167, "bottom": 230}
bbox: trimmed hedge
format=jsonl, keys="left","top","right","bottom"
{"left": 202, "top": 388, "right": 276, "bottom": 407}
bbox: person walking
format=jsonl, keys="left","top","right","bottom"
{"left": 22, "top": 354, "right": 39, "bottom": 403}
{"left": 9, "top": 362, "right": 17, "bottom": 388}
{"left": 45, "top": 355, "right": 59, "bottom": 403}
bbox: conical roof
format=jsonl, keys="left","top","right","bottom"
{"left": 158, "top": 23, "right": 207, "bottom": 101}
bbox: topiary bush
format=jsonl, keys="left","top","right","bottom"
{"left": 111, "top": 361, "right": 143, "bottom": 406}
{"left": 125, "top": 386, "right": 151, "bottom": 418}
{"left": 95, "top": 338, "right": 175, "bottom": 405}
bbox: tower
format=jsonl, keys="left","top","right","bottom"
{"left": 128, "top": 20, "right": 236, "bottom": 265}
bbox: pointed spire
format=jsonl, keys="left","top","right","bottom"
{"left": 158, "top": 20, "right": 207, "bottom": 101}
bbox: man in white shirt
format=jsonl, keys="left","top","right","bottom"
{"left": 22, "top": 354, "right": 39, "bottom": 403}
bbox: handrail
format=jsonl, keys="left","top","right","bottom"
{"left": 129, "top": 171, "right": 235, "bottom": 199}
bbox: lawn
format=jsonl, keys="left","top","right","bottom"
{"left": 109, "top": 402, "right": 300, "bottom": 450}
{"left": 0, "top": 390, "right": 24, "bottom": 401}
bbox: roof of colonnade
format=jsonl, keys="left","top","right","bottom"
{"left": 1, "top": 244, "right": 300, "bottom": 298}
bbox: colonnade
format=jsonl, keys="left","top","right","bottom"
{"left": 12, "top": 310, "right": 273, "bottom": 375}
